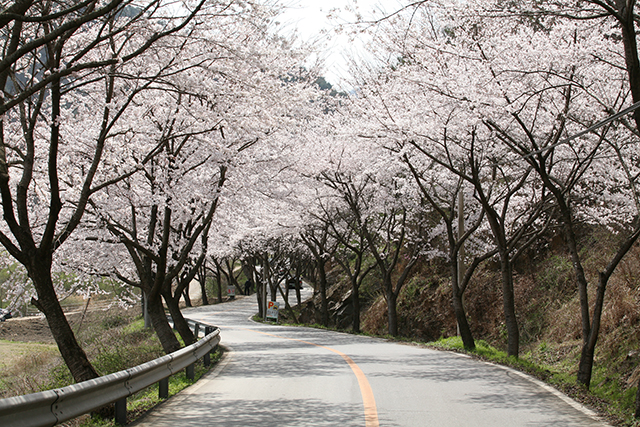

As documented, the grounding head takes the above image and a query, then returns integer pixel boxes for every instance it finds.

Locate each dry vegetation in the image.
[0,307,163,399]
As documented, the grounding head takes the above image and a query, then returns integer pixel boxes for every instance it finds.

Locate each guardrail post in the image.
[186,363,195,381]
[115,398,127,425]
[204,352,211,367]
[194,323,200,339]
[159,378,169,399]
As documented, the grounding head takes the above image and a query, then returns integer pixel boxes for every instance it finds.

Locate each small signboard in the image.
[266,301,280,322]
[227,286,235,298]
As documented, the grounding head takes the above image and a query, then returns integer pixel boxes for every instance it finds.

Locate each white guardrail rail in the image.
[0,319,220,427]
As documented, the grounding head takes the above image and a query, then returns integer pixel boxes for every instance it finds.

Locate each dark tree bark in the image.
[295,278,302,306]
[226,259,242,295]
[487,83,640,384]
[255,279,264,317]
[146,290,180,354]
[110,165,226,354]
[163,257,205,346]
[197,262,210,306]
[323,212,374,334]
[301,226,335,327]
[164,293,195,346]
[182,287,192,307]
[403,157,484,350]
[29,260,98,382]
[636,377,640,419]
[211,263,224,304]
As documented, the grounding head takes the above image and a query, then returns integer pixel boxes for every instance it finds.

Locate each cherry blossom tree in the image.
[290,113,377,331]
[373,0,640,377]
[297,107,428,336]
[345,1,566,355]
[317,195,375,333]
[401,155,489,351]
[456,0,640,387]
[0,0,211,382]
[300,221,337,326]
[57,0,320,353]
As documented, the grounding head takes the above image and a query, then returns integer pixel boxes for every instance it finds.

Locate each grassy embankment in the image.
[0,308,222,426]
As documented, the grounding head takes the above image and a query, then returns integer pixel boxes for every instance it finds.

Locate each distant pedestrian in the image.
[244,279,253,295]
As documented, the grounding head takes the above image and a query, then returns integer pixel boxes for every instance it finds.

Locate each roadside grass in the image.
[428,336,637,426]
[42,312,167,391]
[0,340,60,398]
[1,309,223,427]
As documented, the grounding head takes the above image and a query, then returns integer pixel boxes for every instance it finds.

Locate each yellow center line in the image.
[242,327,380,427]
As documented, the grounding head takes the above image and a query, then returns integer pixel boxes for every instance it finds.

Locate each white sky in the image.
[276,0,400,90]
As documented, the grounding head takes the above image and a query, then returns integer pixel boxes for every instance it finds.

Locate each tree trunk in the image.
[562,221,592,344]
[256,280,264,318]
[558,206,596,386]
[146,292,181,354]
[200,279,209,306]
[215,265,223,303]
[270,283,277,302]
[618,2,640,130]
[450,249,475,350]
[197,264,209,305]
[352,278,360,333]
[295,278,302,306]
[452,271,475,351]
[30,261,98,383]
[163,290,195,346]
[500,253,519,357]
[200,281,209,305]
[577,273,608,387]
[142,292,152,328]
[453,291,475,351]
[318,261,329,327]
[182,287,192,307]
[387,286,398,336]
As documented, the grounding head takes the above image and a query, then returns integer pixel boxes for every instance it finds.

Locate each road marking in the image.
[243,328,380,427]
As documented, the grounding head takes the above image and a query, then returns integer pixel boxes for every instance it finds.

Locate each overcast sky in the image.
[276,0,398,89]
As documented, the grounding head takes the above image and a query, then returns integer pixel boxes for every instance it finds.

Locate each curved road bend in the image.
[132,291,609,427]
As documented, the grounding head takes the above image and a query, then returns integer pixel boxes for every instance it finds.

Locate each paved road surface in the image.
[132,290,610,427]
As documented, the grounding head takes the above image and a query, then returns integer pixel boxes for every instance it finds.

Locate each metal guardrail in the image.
[0,319,220,427]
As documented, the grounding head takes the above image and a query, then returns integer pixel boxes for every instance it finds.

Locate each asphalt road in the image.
[132,290,610,427]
